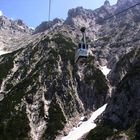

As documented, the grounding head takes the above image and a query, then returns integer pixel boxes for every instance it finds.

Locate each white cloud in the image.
[0,11,3,16]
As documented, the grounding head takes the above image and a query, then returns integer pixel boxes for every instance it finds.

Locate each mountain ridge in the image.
[0,0,140,139]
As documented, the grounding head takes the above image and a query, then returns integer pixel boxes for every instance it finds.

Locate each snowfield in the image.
[62,104,107,140]
[0,50,9,56]
[100,66,111,76]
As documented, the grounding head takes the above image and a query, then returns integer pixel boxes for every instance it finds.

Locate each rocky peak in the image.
[15,19,25,26]
[0,16,10,28]
[67,7,93,18]
[104,0,110,7]
[34,18,64,34]
[64,7,95,28]
[0,15,32,33]
[0,15,34,52]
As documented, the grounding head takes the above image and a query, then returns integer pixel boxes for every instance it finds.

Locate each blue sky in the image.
[0,0,117,28]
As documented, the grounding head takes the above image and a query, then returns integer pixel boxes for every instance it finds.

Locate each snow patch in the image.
[62,104,107,140]
[0,43,10,55]
[18,25,25,30]
[0,50,9,56]
[30,27,35,30]
[100,66,111,76]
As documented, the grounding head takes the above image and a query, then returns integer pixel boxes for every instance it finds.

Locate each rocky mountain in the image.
[33,0,140,68]
[0,16,32,33]
[95,0,140,67]
[0,15,33,52]
[0,0,140,139]
[0,30,109,140]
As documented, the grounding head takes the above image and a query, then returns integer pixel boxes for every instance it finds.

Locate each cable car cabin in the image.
[75,43,89,64]
[75,27,89,64]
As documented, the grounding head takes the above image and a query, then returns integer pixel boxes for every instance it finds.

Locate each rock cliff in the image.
[86,47,140,140]
[0,30,109,140]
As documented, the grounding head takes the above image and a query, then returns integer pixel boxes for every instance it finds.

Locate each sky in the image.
[0,0,117,28]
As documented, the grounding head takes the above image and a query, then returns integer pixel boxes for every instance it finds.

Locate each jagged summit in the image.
[0,15,34,52]
[34,18,64,34]
[104,0,111,7]
[0,15,32,33]
[67,6,93,18]
[34,0,138,33]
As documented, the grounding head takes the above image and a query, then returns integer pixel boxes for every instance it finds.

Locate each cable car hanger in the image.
[48,0,52,21]
[75,27,89,65]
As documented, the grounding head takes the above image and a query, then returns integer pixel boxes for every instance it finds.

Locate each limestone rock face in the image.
[117,0,139,7]
[0,30,109,140]
[0,16,33,51]
[0,16,32,33]
[86,48,140,140]
[108,47,140,86]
